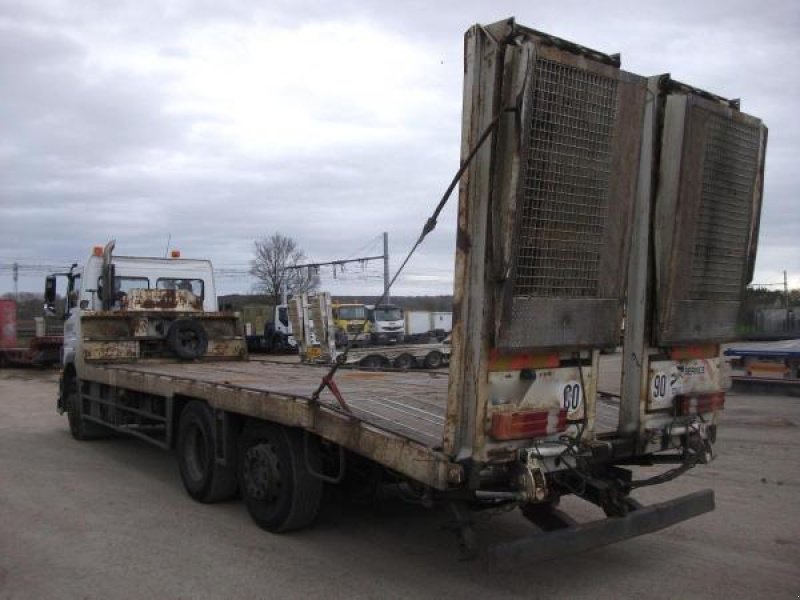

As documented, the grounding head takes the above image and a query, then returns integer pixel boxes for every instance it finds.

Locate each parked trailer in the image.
[0,299,63,368]
[725,340,800,395]
[337,342,449,370]
[0,336,63,368]
[51,19,767,563]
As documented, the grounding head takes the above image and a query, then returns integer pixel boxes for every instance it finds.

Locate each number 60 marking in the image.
[562,382,583,413]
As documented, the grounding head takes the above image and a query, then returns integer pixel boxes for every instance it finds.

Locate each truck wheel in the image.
[238,422,323,533]
[167,319,209,360]
[423,351,444,369]
[65,380,109,441]
[177,401,238,503]
[359,354,387,369]
[393,354,415,370]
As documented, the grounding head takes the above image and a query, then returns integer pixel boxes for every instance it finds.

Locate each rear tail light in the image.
[490,409,567,440]
[677,392,725,415]
[667,344,719,360]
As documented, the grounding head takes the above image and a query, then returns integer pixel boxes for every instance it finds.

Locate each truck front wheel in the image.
[65,379,109,441]
[177,401,238,503]
[238,422,323,532]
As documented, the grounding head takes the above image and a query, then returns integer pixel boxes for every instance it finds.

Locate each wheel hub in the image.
[244,443,282,502]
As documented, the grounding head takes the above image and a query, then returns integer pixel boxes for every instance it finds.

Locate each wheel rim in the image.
[395,355,413,369]
[184,423,208,483]
[427,352,442,368]
[362,356,381,368]
[178,329,200,354]
[243,442,282,503]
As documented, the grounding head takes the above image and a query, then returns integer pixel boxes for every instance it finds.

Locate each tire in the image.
[238,422,323,533]
[423,351,444,369]
[393,353,415,370]
[167,319,208,360]
[359,354,387,369]
[65,379,109,441]
[177,401,238,503]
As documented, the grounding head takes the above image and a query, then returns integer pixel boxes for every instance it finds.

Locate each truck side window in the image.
[156,278,204,300]
[278,307,289,327]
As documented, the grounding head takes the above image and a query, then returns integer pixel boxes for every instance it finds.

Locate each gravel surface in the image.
[1,367,798,599]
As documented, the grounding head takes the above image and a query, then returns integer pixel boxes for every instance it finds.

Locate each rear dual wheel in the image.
[392,353,415,370]
[423,351,444,369]
[238,422,323,532]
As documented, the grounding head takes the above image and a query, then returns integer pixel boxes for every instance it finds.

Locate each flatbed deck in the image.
[81,358,459,489]
[101,359,449,447]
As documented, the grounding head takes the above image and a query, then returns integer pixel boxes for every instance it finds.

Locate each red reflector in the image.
[677,392,725,415]
[490,409,567,440]
[488,350,559,371]
[668,344,719,360]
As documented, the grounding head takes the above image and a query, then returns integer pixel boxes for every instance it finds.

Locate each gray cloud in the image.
[1,0,798,297]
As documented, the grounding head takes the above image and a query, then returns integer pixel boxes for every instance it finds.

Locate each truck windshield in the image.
[336,306,367,320]
[374,307,403,321]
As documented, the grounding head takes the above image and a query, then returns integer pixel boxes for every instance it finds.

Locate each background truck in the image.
[366,303,405,344]
[331,302,371,344]
[49,18,766,563]
[291,295,451,369]
[240,304,296,353]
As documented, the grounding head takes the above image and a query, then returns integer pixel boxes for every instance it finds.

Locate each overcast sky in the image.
[1,0,798,297]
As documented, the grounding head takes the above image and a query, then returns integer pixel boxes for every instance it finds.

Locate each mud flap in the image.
[488,489,714,568]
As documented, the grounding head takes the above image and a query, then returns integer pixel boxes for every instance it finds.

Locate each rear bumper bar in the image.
[488,489,714,568]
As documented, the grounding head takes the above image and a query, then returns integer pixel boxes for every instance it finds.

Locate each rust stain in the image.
[456,226,472,252]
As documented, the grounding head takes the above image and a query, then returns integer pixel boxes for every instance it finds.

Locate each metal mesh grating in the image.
[689,112,760,301]
[513,58,618,298]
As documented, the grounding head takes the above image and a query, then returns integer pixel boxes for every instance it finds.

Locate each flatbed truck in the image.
[49,19,767,562]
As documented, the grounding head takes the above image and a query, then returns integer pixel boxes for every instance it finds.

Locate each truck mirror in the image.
[44,275,57,304]
[44,275,57,316]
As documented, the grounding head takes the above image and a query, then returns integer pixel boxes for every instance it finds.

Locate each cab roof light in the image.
[170,250,181,258]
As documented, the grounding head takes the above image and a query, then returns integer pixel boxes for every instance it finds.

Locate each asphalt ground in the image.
[1,366,798,599]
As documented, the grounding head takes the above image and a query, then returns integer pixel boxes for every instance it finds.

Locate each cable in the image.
[310,103,518,403]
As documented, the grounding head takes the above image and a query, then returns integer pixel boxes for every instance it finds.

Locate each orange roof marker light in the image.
[170,250,181,258]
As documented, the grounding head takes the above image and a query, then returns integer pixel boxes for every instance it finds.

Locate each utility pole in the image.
[383,232,390,304]
[785,270,790,330]
[12,262,18,302]
[784,270,789,308]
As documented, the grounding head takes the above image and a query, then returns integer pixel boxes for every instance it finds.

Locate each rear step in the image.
[488,489,714,568]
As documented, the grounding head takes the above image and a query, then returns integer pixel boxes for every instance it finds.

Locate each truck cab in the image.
[46,242,245,416]
[367,304,405,344]
[331,302,370,344]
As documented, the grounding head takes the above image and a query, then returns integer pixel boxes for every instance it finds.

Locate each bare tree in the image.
[250,234,318,304]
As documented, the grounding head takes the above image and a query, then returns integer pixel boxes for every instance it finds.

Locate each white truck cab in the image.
[46,242,218,371]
